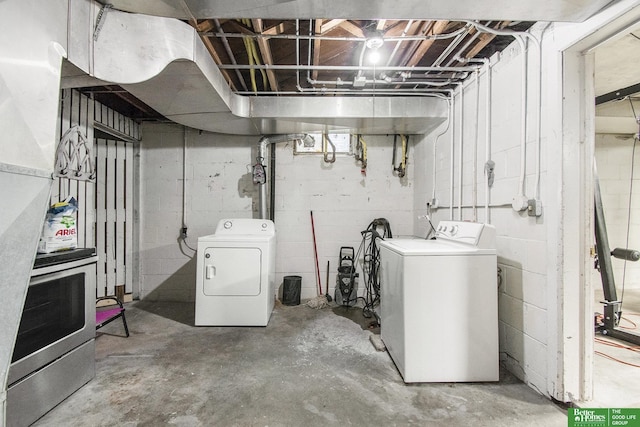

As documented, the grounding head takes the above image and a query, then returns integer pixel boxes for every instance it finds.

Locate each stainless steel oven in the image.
[7,249,97,427]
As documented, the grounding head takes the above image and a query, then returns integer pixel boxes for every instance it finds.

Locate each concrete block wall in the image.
[139,126,415,302]
[139,123,258,301]
[414,39,550,394]
[274,135,415,300]
[594,134,640,290]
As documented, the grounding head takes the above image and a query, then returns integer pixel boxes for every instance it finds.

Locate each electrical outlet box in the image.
[430,198,439,209]
[353,76,367,87]
[527,199,542,217]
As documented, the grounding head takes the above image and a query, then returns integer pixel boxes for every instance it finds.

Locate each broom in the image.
[307,210,329,309]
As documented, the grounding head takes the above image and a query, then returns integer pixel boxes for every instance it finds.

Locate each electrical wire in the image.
[180,237,196,253]
[595,351,640,368]
[594,343,640,368]
[619,315,638,330]
[594,325,640,368]
[595,336,640,351]
[356,219,392,320]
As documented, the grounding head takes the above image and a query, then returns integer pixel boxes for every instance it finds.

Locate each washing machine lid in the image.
[380,238,495,256]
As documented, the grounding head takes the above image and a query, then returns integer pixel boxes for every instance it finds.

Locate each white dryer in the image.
[379,221,498,383]
[195,219,276,326]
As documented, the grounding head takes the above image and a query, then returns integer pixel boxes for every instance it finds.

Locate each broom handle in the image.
[310,211,322,295]
[326,260,330,297]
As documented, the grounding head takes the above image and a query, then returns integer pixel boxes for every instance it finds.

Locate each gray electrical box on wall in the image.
[527,199,542,217]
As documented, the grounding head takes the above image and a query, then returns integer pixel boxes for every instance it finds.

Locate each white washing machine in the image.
[379,221,498,383]
[195,218,276,326]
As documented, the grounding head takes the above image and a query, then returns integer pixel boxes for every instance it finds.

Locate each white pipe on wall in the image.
[182,127,188,231]
[515,36,529,212]
[485,59,492,223]
[458,83,464,221]
[455,56,492,224]
[450,89,456,220]
[472,69,480,222]
[431,94,453,210]
[464,21,542,213]
[533,24,552,202]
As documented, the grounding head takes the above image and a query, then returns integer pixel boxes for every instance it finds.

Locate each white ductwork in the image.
[0,1,68,424]
[106,0,613,23]
[64,5,448,136]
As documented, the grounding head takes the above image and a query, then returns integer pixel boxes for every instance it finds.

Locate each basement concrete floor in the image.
[35,301,567,426]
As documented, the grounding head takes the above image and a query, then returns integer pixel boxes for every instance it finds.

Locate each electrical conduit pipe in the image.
[450,88,457,220]
[472,69,480,222]
[463,21,541,213]
[458,82,464,221]
[431,93,453,212]
[484,59,492,223]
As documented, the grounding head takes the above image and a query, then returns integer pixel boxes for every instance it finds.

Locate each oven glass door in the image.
[9,258,96,385]
[12,272,86,362]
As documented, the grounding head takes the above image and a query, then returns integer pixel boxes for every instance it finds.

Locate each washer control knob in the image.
[442,226,448,232]
[450,225,459,235]
[224,221,232,229]
[262,223,268,229]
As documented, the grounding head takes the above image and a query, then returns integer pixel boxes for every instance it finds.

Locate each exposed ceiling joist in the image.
[194,19,237,91]
[251,19,279,91]
[340,21,365,38]
[263,23,286,35]
[321,19,346,34]
[312,19,323,80]
[405,20,450,67]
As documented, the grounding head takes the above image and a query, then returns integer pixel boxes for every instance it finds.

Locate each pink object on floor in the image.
[96,308,123,325]
[95,296,130,337]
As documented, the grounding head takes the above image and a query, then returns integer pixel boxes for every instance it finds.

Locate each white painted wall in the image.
[139,126,415,302]
[274,135,415,300]
[414,39,550,394]
[139,124,256,301]
[594,134,640,290]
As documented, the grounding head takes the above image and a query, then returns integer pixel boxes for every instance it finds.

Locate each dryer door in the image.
[202,247,262,296]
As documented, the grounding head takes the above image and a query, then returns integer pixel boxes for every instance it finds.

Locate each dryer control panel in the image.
[214,218,275,236]
[436,221,495,249]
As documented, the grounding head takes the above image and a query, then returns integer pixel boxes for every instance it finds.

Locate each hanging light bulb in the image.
[368,49,381,64]
[365,34,384,65]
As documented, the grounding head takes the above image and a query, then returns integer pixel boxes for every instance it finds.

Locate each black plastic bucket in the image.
[282,275,302,306]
